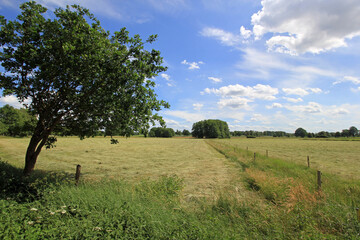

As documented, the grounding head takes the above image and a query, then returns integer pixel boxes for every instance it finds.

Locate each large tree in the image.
[295,127,307,138]
[0,2,169,175]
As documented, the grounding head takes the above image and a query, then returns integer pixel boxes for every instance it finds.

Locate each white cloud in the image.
[330,108,350,115]
[308,88,322,94]
[351,87,360,92]
[240,26,252,39]
[218,97,252,109]
[250,113,270,124]
[160,73,175,87]
[266,103,283,109]
[163,110,205,123]
[193,103,204,111]
[208,77,222,83]
[237,48,337,86]
[285,102,322,114]
[282,88,309,97]
[283,97,303,103]
[0,95,31,109]
[251,0,360,54]
[333,75,360,85]
[181,60,204,70]
[204,84,278,100]
[200,27,240,46]
[161,73,170,81]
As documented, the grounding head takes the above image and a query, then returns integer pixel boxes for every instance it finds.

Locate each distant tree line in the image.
[231,130,290,138]
[0,105,37,137]
[192,119,230,139]
[175,129,191,136]
[295,126,359,138]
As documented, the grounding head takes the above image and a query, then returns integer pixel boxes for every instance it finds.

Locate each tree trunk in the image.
[23,122,50,176]
[23,114,63,176]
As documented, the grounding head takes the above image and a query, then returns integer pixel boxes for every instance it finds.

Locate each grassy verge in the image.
[206,140,360,239]
[0,161,283,239]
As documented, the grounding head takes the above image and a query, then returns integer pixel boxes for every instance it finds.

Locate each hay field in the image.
[0,136,241,197]
[214,137,360,179]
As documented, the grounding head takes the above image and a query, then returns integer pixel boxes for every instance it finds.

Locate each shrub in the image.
[149,127,175,138]
[192,119,230,139]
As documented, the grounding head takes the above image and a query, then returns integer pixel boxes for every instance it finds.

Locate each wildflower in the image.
[49,211,55,215]
[27,221,34,225]
[93,227,102,231]
[61,209,66,214]
[30,208,38,211]
[61,205,66,208]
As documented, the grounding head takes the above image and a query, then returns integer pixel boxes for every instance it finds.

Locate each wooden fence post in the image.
[246,146,248,151]
[307,156,310,168]
[75,164,81,185]
[317,170,322,191]
[253,152,256,162]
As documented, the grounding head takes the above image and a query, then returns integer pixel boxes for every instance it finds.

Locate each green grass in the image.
[214,137,360,179]
[0,136,239,198]
[1,136,360,239]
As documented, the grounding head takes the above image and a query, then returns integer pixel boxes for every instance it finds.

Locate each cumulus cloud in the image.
[218,97,252,109]
[204,84,278,100]
[208,77,222,83]
[285,102,322,113]
[266,103,283,109]
[181,60,204,70]
[251,0,360,55]
[283,97,303,103]
[331,108,350,115]
[0,95,31,109]
[161,73,170,81]
[193,103,204,111]
[240,26,252,39]
[282,88,309,97]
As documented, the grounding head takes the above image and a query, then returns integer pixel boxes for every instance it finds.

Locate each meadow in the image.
[0,136,359,239]
[214,137,360,179]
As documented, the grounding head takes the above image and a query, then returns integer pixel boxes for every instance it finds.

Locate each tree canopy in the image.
[0,1,169,175]
[294,127,307,138]
[192,119,230,139]
[0,104,36,137]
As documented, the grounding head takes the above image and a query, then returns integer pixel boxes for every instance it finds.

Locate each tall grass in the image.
[206,140,360,238]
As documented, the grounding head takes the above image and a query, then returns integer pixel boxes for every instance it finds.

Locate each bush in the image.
[192,119,230,139]
[149,127,175,138]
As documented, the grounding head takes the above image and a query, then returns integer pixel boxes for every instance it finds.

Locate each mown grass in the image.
[0,161,308,239]
[206,140,360,239]
[1,137,360,239]
[216,137,360,179]
[0,136,239,198]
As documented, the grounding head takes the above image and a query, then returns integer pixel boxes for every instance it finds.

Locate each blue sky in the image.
[1,0,360,133]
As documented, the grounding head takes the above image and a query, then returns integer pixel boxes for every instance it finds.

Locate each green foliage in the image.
[0,105,36,137]
[349,126,359,137]
[206,140,360,239]
[192,119,230,139]
[182,129,191,136]
[0,1,169,174]
[295,127,307,138]
[148,127,175,138]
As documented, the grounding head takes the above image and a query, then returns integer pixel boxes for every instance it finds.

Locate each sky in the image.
[1,0,360,133]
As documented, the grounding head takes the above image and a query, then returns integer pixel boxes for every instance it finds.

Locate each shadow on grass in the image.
[0,161,74,203]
